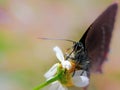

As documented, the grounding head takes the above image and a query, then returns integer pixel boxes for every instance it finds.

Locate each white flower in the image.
[53,46,72,70]
[44,63,58,80]
[49,81,68,90]
[72,70,89,87]
[44,46,89,90]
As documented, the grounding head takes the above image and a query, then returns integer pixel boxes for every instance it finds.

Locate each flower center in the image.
[58,61,76,87]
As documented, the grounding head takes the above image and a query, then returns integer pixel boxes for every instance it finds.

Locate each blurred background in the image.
[0,0,120,90]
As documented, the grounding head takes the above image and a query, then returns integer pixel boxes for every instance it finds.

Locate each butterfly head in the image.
[73,42,85,53]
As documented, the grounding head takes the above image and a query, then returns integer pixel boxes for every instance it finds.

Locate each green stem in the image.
[33,66,64,90]
[33,75,58,90]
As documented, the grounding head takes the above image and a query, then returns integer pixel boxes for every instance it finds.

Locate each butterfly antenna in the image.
[38,37,76,43]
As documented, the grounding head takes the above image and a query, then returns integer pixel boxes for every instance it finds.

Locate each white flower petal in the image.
[44,63,58,79]
[49,81,68,90]
[72,70,89,87]
[57,83,68,90]
[72,76,89,87]
[61,61,72,70]
[53,46,65,62]
[49,81,60,90]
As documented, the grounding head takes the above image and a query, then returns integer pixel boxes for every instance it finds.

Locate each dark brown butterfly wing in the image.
[80,3,118,73]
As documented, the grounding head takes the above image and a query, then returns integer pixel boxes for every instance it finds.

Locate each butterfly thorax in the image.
[65,42,90,76]
[72,42,90,75]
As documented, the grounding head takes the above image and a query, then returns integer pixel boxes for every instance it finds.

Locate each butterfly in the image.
[65,3,118,77]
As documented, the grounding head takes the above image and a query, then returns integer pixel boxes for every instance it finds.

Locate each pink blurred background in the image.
[0,0,120,90]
